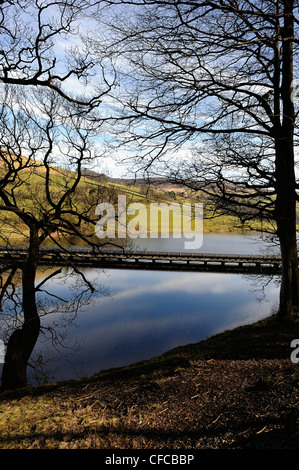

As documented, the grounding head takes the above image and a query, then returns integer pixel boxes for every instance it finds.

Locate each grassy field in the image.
[0,161,278,245]
[1,163,299,450]
[0,315,298,449]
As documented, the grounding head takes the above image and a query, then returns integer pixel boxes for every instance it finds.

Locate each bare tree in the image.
[0,261,109,386]
[0,0,113,108]
[0,0,122,390]
[0,81,116,392]
[96,0,299,322]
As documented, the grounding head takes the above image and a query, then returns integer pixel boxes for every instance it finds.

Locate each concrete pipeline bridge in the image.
[0,245,283,275]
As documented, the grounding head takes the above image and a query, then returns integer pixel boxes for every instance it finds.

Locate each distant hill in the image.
[0,158,278,238]
[81,169,188,194]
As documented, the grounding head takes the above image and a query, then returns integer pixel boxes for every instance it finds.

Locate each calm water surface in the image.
[24,232,280,384]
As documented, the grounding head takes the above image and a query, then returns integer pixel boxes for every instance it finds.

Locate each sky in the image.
[0,1,134,178]
[5,1,299,181]
[42,2,198,179]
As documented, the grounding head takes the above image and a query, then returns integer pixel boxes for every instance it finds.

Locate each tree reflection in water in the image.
[0,263,109,389]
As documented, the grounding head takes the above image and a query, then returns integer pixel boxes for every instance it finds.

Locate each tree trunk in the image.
[274,0,299,322]
[275,151,299,318]
[1,227,40,391]
[277,219,299,321]
[275,123,299,321]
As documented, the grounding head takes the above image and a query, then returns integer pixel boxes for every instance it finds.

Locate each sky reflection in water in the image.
[30,233,280,384]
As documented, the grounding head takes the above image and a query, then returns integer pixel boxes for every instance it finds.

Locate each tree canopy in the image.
[95,0,299,320]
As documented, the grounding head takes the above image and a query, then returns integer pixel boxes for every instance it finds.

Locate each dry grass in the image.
[0,316,299,450]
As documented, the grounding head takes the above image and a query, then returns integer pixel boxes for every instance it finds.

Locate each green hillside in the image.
[0,160,278,246]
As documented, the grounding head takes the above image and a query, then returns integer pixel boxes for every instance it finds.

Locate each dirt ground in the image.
[0,316,299,449]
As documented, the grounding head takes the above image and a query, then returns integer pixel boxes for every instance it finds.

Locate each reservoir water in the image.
[22,232,280,385]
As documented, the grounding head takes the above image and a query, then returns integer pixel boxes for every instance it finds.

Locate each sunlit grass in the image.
[0,162,279,245]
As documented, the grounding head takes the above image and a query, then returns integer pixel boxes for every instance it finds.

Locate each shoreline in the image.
[2,314,298,396]
[0,315,299,449]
